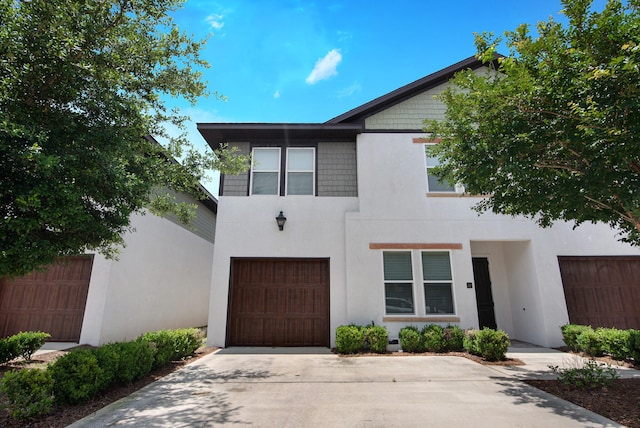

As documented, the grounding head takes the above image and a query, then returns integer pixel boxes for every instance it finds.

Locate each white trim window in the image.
[425,145,455,192]
[286,147,315,195]
[422,251,455,314]
[383,251,415,315]
[251,148,281,195]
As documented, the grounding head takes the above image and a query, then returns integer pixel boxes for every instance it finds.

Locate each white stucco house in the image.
[199,56,640,349]
[0,186,217,346]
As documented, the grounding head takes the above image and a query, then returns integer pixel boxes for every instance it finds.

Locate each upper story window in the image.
[251,148,281,195]
[425,145,455,192]
[286,148,315,195]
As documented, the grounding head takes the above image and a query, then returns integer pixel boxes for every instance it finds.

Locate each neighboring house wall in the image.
[164,189,217,244]
[317,142,357,197]
[81,203,215,346]
[345,131,638,347]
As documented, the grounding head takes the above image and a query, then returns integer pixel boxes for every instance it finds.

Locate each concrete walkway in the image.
[67,344,639,428]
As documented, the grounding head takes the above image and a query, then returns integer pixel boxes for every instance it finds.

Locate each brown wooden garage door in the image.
[558,256,640,329]
[0,256,93,341]
[227,258,329,347]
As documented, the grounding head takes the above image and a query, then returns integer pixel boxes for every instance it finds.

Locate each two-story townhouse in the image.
[199,56,640,349]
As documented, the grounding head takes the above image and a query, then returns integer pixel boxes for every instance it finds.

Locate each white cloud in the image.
[273,90,281,99]
[206,14,224,30]
[305,49,342,84]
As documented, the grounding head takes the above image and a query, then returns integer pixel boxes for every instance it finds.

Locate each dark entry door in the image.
[472,257,497,330]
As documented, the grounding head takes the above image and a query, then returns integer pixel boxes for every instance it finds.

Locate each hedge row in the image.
[560,324,640,361]
[0,328,204,420]
[335,324,389,354]
[0,332,51,364]
[336,324,510,361]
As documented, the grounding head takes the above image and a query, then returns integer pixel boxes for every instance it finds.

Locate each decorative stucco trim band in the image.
[369,243,463,250]
[413,137,441,144]
[383,317,461,323]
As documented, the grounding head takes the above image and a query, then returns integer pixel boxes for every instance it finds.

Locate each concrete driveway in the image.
[69,347,625,428]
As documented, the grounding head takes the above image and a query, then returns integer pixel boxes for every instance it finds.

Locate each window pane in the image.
[252,172,279,195]
[425,153,441,168]
[253,148,280,171]
[288,148,314,170]
[383,252,413,280]
[422,252,452,280]
[385,283,414,314]
[424,282,454,314]
[427,173,455,192]
[287,172,313,195]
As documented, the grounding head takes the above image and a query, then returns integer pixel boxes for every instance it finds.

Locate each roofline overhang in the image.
[197,123,363,150]
[326,54,502,124]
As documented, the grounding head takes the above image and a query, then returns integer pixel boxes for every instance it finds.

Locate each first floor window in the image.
[422,251,455,314]
[383,251,415,314]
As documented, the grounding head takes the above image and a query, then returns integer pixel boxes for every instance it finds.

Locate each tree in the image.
[425,0,640,246]
[0,0,249,276]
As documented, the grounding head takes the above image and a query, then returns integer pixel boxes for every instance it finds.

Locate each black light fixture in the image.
[275,211,287,231]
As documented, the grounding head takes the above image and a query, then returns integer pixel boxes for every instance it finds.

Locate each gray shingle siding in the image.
[317,142,358,197]
[221,142,250,196]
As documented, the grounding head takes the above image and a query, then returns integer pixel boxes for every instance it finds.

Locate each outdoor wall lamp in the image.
[275,211,287,231]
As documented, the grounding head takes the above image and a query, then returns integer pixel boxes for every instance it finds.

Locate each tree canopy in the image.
[425,0,640,246]
[0,0,248,276]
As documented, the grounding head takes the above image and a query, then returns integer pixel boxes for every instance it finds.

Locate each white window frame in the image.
[250,147,281,195]
[380,250,457,317]
[382,251,416,316]
[285,147,315,196]
[421,251,456,316]
[425,143,457,193]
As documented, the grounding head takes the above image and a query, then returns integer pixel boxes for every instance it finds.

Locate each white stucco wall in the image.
[207,196,358,348]
[348,132,639,347]
[80,210,214,345]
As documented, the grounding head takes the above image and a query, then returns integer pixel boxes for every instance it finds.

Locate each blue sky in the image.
[165,0,601,194]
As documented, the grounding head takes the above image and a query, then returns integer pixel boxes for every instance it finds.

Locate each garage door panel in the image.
[228,258,329,347]
[0,256,93,341]
[559,256,640,329]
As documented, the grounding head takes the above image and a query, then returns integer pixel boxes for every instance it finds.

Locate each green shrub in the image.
[0,337,18,364]
[576,329,604,357]
[550,359,619,390]
[560,324,592,352]
[50,348,109,405]
[111,341,155,384]
[463,329,479,355]
[629,329,640,362]
[335,325,364,354]
[137,328,203,368]
[399,326,424,353]
[597,328,630,360]
[9,332,51,361]
[464,328,510,361]
[443,325,465,351]
[421,325,446,353]
[0,368,54,420]
[0,331,51,364]
[363,325,388,354]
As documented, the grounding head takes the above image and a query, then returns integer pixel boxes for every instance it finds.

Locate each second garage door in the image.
[0,256,93,341]
[558,256,640,329]
[227,258,329,347]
